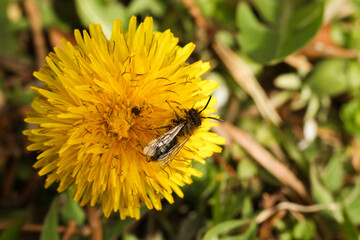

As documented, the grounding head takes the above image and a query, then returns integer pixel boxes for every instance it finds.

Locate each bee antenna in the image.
[199,96,212,114]
[201,116,224,122]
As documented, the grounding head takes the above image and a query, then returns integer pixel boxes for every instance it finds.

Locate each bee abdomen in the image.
[151,137,178,161]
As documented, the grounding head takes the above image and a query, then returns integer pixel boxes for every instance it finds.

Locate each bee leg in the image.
[161,168,170,179]
[122,136,131,147]
[143,170,153,179]
[153,125,170,130]
[184,146,200,157]
[165,100,181,121]
[137,150,152,162]
[133,135,146,148]
[133,137,152,161]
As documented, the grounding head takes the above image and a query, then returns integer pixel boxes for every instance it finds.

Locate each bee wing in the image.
[143,138,160,156]
[143,123,185,156]
[152,137,190,171]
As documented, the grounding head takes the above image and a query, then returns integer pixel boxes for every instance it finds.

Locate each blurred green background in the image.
[2,0,360,239]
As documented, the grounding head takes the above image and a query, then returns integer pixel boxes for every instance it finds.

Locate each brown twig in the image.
[324,0,355,23]
[259,210,286,240]
[240,91,292,119]
[86,205,103,240]
[299,24,358,60]
[352,138,360,173]
[212,41,282,125]
[0,54,33,81]
[284,55,313,72]
[220,122,312,203]
[301,41,358,59]
[62,221,78,240]
[0,220,91,236]
[2,156,18,200]
[224,96,240,123]
[48,27,77,49]
[213,153,236,177]
[182,0,211,32]
[17,172,42,206]
[256,201,338,224]
[23,0,47,68]
[317,126,341,145]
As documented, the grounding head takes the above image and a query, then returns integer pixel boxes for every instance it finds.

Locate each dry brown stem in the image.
[23,0,47,68]
[0,220,91,236]
[62,221,78,240]
[256,201,338,224]
[86,205,103,240]
[352,138,360,173]
[220,122,312,203]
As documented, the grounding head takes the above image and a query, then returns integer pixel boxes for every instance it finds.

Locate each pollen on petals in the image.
[23,16,224,219]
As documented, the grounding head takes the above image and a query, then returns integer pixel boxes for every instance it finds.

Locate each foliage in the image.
[2,0,360,239]
[236,0,323,63]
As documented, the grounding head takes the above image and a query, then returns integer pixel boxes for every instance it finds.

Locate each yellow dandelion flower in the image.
[23,16,225,219]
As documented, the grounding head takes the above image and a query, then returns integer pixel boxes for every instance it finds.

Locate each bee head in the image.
[188,108,202,127]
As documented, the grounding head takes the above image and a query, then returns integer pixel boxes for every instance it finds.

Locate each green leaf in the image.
[235,220,257,240]
[103,218,135,240]
[341,98,360,136]
[215,30,237,48]
[123,234,140,240]
[60,193,86,225]
[0,0,21,54]
[344,179,360,224]
[292,220,315,240]
[40,197,60,240]
[304,96,320,120]
[203,219,250,240]
[236,0,323,63]
[4,82,36,106]
[310,163,333,204]
[213,221,256,240]
[128,0,165,17]
[197,0,237,29]
[279,232,292,240]
[280,130,308,171]
[341,205,359,240]
[36,0,71,31]
[309,163,342,222]
[75,0,129,38]
[348,17,360,51]
[212,181,223,224]
[321,153,344,193]
[241,196,253,219]
[0,217,26,240]
[306,58,348,96]
[274,73,302,90]
[346,60,360,94]
[237,158,258,180]
[177,214,204,240]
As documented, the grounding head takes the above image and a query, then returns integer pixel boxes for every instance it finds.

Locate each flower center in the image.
[104,104,135,141]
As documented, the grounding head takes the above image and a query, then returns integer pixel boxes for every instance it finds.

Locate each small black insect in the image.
[131,106,141,116]
[143,96,221,169]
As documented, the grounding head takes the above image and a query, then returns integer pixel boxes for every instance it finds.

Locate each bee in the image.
[143,96,221,170]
